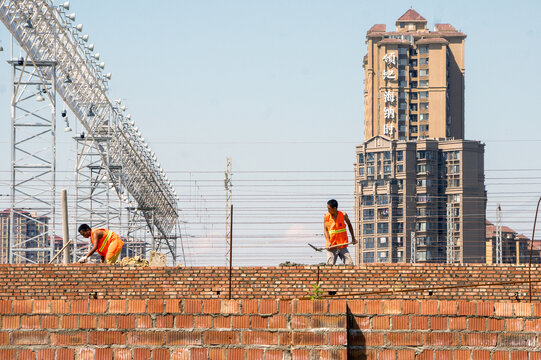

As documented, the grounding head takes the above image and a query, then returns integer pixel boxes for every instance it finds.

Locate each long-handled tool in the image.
[48,239,73,264]
[308,242,355,252]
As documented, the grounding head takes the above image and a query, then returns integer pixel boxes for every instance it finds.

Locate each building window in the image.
[420,124,429,132]
[376,195,388,205]
[378,237,389,247]
[363,209,374,221]
[364,223,374,235]
[397,164,403,173]
[364,237,374,249]
[378,208,389,219]
[394,236,404,247]
[383,165,391,174]
[410,104,418,111]
[419,69,429,76]
[398,47,408,55]
[367,166,375,175]
[358,167,364,176]
[417,251,427,261]
[409,114,418,122]
[362,195,374,206]
[396,151,403,161]
[410,126,418,133]
[383,151,391,160]
[399,81,407,88]
[416,222,427,231]
[410,81,417,88]
[419,46,428,54]
[410,59,418,67]
[420,113,429,121]
[398,58,408,66]
[394,208,403,217]
[396,250,404,262]
[420,91,429,99]
[399,102,407,110]
[420,57,429,65]
[419,80,429,87]
[363,252,374,263]
[377,223,389,234]
[392,222,403,234]
[358,153,364,164]
[378,251,389,262]
[399,69,407,77]
[420,102,429,110]
[367,153,375,162]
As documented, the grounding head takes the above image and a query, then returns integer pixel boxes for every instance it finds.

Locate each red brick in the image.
[292,331,327,345]
[242,300,258,314]
[347,300,364,314]
[171,349,189,360]
[469,317,486,331]
[279,332,292,346]
[330,331,347,345]
[0,332,8,345]
[118,315,135,329]
[128,331,164,346]
[109,300,126,313]
[439,300,457,315]
[2,316,19,329]
[21,316,40,329]
[13,300,32,314]
[278,300,292,314]
[243,331,279,345]
[89,331,126,345]
[514,303,531,317]
[51,300,69,314]
[203,299,221,313]
[208,348,226,360]
[247,349,264,360]
[71,300,88,314]
[57,348,74,360]
[292,349,310,360]
[18,349,35,360]
[431,316,447,330]
[183,300,201,314]
[506,318,524,331]
[175,314,194,328]
[499,334,536,347]
[95,348,113,360]
[52,332,86,346]
[221,299,239,314]
[190,348,207,360]
[424,332,458,346]
[473,350,490,360]
[458,300,475,315]
[492,351,509,360]
[79,315,96,329]
[165,299,181,313]
[98,315,116,329]
[311,315,345,328]
[213,316,231,329]
[147,299,164,313]
[511,352,529,360]
[295,300,313,313]
[462,333,497,347]
[402,300,418,314]
[291,315,309,329]
[194,315,212,328]
[525,319,541,331]
[113,349,131,360]
[133,349,151,360]
[32,300,50,314]
[411,316,428,330]
[228,348,244,360]
[449,316,467,330]
[329,300,346,314]
[383,300,402,314]
[11,331,49,345]
[380,350,396,360]
[166,331,202,345]
[476,301,494,316]
[318,349,347,360]
[454,350,470,360]
[153,349,170,360]
[372,316,390,330]
[495,302,513,317]
[388,332,422,346]
[312,300,327,314]
[396,349,416,360]
[0,301,11,314]
[417,350,433,360]
[350,316,370,330]
[420,300,438,315]
[128,300,146,313]
[37,349,55,360]
[156,315,174,328]
[136,315,152,328]
[204,330,239,344]
[392,315,409,330]
[60,315,78,329]
[434,350,452,360]
[488,318,504,331]
[269,315,287,329]
[365,300,382,314]
[265,350,283,360]
[0,350,16,360]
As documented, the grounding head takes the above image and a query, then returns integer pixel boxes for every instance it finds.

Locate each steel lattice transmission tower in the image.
[224,158,232,266]
[0,0,181,263]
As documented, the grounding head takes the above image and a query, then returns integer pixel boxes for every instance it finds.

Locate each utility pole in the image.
[410,231,416,263]
[446,203,454,264]
[224,158,232,266]
[496,203,502,264]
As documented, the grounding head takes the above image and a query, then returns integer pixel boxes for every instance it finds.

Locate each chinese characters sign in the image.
[382,51,397,136]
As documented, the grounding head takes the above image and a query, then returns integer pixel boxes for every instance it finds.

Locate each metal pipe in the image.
[61,189,69,264]
[528,196,541,302]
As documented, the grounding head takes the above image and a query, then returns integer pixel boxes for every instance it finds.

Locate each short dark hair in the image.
[327,199,338,208]
[78,224,91,232]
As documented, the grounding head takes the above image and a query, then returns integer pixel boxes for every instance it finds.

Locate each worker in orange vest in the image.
[77,224,124,264]
[324,199,356,265]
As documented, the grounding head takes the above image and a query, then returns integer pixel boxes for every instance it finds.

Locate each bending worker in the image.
[77,224,124,264]
[324,199,357,265]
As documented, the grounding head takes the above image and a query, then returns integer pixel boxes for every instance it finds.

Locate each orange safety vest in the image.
[325,211,349,250]
[91,228,122,256]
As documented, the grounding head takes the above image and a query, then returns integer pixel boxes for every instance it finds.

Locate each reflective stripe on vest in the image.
[98,230,113,252]
[329,228,347,234]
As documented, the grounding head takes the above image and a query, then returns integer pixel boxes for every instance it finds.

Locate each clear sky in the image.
[0,0,539,265]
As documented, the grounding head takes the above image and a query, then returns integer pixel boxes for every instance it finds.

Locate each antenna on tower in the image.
[224,158,232,266]
[496,204,502,264]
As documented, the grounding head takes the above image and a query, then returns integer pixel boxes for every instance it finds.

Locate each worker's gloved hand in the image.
[78,256,88,263]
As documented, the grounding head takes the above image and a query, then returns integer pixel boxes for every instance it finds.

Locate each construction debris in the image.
[149,251,166,267]
[118,256,149,267]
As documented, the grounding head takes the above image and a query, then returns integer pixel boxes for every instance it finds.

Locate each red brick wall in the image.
[0,299,347,360]
[0,264,540,301]
[1,299,541,359]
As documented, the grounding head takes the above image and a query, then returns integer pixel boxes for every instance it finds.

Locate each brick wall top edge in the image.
[0,264,538,269]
